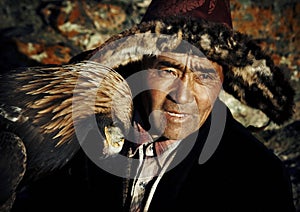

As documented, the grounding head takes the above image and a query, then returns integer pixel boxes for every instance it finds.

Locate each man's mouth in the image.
[166,111,188,118]
[165,110,192,123]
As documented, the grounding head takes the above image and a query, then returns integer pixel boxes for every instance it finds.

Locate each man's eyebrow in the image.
[155,59,217,74]
[195,67,217,73]
[191,61,217,73]
[155,60,184,70]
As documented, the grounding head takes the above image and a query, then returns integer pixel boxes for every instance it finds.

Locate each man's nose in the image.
[169,76,193,104]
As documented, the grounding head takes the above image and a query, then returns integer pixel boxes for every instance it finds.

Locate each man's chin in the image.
[148,118,200,141]
[162,128,197,141]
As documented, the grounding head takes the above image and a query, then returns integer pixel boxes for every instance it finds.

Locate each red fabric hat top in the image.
[141,0,233,29]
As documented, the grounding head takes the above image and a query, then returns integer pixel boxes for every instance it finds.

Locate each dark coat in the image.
[11,105,295,212]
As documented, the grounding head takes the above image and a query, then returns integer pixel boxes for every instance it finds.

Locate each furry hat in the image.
[70,1,295,125]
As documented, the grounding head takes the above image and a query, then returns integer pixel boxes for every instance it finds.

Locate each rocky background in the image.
[0,0,299,210]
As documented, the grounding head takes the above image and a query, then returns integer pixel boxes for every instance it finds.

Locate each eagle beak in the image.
[102,126,125,157]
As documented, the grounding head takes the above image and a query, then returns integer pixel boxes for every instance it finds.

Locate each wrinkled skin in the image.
[141,52,223,140]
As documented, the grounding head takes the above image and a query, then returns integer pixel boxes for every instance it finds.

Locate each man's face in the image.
[141,52,223,140]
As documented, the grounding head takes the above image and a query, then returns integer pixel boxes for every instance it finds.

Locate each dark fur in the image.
[70,16,295,125]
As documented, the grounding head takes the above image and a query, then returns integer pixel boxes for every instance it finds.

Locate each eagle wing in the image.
[0,61,133,210]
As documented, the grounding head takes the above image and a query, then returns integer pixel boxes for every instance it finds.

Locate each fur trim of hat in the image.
[70,16,295,125]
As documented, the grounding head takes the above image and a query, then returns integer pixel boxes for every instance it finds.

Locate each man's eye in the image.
[194,72,218,82]
[158,68,178,78]
[200,73,214,80]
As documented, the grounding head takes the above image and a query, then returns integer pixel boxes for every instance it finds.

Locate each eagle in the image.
[0,60,133,211]
[0,16,295,211]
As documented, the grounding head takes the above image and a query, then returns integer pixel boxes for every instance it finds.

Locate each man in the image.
[67,0,296,210]
[11,0,296,211]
